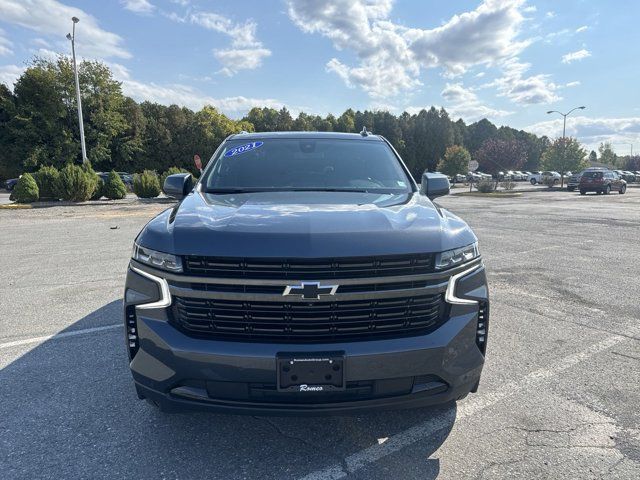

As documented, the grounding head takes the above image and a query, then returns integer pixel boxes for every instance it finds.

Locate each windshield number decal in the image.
[224,141,263,158]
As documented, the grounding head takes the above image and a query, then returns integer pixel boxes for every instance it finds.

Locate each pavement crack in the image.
[252,416,350,475]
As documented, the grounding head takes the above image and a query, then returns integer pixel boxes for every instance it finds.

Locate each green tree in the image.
[133,170,161,198]
[11,173,39,203]
[56,163,97,202]
[103,170,127,199]
[33,165,60,199]
[598,142,616,167]
[542,137,588,187]
[437,145,471,177]
[588,150,597,164]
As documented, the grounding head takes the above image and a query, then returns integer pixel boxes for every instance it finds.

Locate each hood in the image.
[137,191,477,258]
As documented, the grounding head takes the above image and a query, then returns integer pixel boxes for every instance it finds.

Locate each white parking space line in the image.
[0,324,121,350]
[300,325,638,480]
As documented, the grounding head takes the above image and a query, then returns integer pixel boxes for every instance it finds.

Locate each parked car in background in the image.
[506,170,521,181]
[566,167,607,191]
[622,171,636,183]
[4,177,19,191]
[514,171,527,181]
[522,171,533,181]
[579,170,626,195]
[529,171,560,185]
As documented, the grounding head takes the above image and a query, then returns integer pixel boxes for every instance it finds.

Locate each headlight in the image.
[132,243,183,272]
[435,242,479,270]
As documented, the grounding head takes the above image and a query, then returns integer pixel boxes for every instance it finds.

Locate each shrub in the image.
[500,179,516,191]
[33,165,60,199]
[103,171,128,200]
[476,178,495,193]
[133,170,161,198]
[81,161,101,196]
[161,167,190,192]
[11,173,39,203]
[91,178,105,200]
[56,163,97,202]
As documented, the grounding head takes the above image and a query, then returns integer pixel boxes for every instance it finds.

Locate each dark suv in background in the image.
[579,170,626,195]
[124,131,489,414]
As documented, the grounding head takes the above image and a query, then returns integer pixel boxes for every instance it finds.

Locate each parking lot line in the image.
[299,323,639,480]
[0,324,121,350]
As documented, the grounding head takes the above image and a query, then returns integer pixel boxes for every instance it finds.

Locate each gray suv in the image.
[124,131,489,414]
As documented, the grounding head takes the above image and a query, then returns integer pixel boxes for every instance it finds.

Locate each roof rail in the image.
[360,126,370,137]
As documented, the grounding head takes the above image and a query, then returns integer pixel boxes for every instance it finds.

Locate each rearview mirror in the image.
[420,172,450,199]
[163,173,193,200]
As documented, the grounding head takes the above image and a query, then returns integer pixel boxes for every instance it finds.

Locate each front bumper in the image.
[124,261,489,415]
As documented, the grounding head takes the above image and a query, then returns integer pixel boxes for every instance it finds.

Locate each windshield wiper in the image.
[204,188,267,194]
[285,188,371,193]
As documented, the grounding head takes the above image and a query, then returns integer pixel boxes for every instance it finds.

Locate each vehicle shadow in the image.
[1,300,456,480]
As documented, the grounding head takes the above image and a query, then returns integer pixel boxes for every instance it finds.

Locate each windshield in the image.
[201,138,412,194]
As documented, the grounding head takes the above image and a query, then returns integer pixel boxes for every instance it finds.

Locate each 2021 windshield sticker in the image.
[224,141,264,158]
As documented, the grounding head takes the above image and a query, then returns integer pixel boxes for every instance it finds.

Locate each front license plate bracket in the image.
[277,353,345,393]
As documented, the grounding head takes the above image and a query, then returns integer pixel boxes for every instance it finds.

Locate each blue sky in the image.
[0,0,638,153]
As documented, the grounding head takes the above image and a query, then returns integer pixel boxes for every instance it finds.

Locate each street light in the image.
[67,16,87,164]
[546,106,585,188]
[546,106,586,138]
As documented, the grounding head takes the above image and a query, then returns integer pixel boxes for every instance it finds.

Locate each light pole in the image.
[66,16,87,164]
[546,106,586,187]
[546,106,586,139]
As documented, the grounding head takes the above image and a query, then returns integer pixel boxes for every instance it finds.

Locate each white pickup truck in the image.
[529,171,561,185]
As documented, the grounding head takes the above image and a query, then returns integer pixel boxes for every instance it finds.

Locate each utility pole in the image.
[67,16,87,164]
[546,106,586,187]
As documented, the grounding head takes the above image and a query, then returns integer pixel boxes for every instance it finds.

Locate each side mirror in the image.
[420,172,450,199]
[163,173,193,200]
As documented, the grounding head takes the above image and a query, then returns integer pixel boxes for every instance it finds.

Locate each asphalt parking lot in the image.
[1,188,639,479]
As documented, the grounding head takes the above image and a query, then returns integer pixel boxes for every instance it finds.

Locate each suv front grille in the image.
[183,254,434,279]
[172,293,447,343]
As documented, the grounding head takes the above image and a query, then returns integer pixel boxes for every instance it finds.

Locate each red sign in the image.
[194,154,202,171]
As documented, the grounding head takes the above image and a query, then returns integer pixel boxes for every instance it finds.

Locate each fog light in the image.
[126,306,139,359]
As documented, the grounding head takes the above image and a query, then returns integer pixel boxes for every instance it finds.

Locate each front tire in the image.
[580,189,586,195]
[530,178,537,185]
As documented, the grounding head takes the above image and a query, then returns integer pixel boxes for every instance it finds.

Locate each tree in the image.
[588,150,597,164]
[103,170,127,199]
[437,145,471,177]
[625,155,640,171]
[474,138,528,175]
[542,137,587,187]
[598,142,616,167]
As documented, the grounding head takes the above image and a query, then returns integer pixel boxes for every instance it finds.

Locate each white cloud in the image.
[184,12,271,75]
[526,116,640,152]
[110,63,284,117]
[565,81,580,88]
[545,11,555,18]
[576,25,588,33]
[440,82,512,121]
[0,64,24,87]
[0,28,14,56]
[286,0,533,98]
[487,58,561,104]
[121,0,155,15]
[214,48,271,76]
[561,49,591,64]
[0,0,130,59]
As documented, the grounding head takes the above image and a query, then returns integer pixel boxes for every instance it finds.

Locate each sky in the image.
[0,0,638,154]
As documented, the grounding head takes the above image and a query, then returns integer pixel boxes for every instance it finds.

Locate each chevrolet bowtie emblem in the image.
[283,282,339,300]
